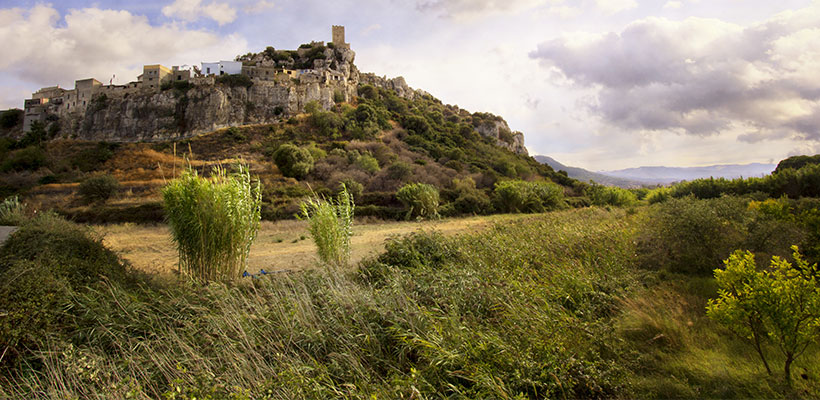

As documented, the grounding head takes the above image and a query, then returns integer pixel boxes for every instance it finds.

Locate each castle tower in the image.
[332,25,349,48]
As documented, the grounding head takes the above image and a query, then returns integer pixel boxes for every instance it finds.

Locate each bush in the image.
[216,74,253,88]
[397,183,440,220]
[71,142,116,172]
[586,183,637,207]
[162,165,262,282]
[1,145,45,172]
[639,196,752,274]
[0,196,26,225]
[273,144,314,179]
[449,177,491,215]
[645,187,671,204]
[492,180,565,213]
[0,109,22,129]
[355,154,380,173]
[78,174,120,204]
[299,185,354,269]
[0,213,129,364]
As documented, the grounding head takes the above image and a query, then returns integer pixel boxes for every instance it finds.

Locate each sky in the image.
[1,0,819,170]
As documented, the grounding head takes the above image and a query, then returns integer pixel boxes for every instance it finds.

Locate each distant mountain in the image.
[534,155,647,188]
[600,163,775,185]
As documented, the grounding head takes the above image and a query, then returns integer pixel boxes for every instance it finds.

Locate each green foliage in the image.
[396,182,440,220]
[0,213,129,365]
[645,187,672,204]
[17,121,47,148]
[225,126,247,142]
[71,142,116,172]
[492,180,566,213]
[386,161,413,181]
[216,74,253,88]
[272,144,314,179]
[0,195,26,225]
[447,176,491,215]
[355,154,380,173]
[0,109,22,129]
[707,248,820,384]
[586,182,638,207]
[775,154,820,174]
[299,185,354,269]
[1,145,46,172]
[640,196,752,274]
[162,165,262,282]
[78,174,120,204]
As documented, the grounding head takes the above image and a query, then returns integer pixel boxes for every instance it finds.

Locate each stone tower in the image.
[332,25,348,48]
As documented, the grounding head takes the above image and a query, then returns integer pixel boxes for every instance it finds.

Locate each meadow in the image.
[2,196,819,398]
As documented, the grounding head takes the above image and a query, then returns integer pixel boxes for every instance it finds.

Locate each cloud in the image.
[361,24,382,36]
[595,0,637,15]
[243,0,275,14]
[415,0,548,18]
[0,5,247,94]
[663,1,682,9]
[162,0,237,25]
[529,5,820,142]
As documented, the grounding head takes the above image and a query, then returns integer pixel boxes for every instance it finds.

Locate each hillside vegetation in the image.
[0,87,575,224]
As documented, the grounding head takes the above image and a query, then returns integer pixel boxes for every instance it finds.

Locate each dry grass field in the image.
[99,214,525,275]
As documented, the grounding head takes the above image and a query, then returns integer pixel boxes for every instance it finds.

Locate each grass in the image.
[299,185,354,270]
[3,203,819,398]
[0,208,642,398]
[162,165,262,282]
[99,214,520,275]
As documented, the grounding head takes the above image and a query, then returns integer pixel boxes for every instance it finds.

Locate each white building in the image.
[201,61,242,76]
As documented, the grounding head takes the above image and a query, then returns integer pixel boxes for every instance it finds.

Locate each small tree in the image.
[162,165,262,282]
[273,144,314,179]
[397,183,440,220]
[78,174,119,204]
[707,247,820,385]
[299,184,354,270]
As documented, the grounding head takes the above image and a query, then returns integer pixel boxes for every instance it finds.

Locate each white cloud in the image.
[0,5,247,98]
[243,0,275,14]
[663,1,682,9]
[530,5,820,143]
[361,24,382,36]
[162,0,238,25]
[595,0,637,15]
[415,0,548,18]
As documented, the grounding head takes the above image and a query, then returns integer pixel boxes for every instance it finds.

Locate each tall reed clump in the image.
[300,184,354,269]
[162,164,261,282]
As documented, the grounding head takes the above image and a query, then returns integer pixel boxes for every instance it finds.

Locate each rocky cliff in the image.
[71,79,355,142]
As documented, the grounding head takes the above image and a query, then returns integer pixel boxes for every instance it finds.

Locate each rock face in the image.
[70,80,355,142]
[475,119,528,156]
[358,73,428,100]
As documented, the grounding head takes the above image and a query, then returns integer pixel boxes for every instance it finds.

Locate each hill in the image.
[534,155,646,188]
[601,163,775,185]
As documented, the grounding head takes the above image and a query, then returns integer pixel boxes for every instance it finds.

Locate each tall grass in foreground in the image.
[162,165,261,281]
[300,184,354,270]
[0,195,26,225]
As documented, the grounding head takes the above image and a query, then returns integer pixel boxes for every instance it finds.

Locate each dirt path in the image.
[99,214,521,275]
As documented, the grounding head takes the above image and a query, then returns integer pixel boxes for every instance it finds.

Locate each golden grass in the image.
[99,214,525,276]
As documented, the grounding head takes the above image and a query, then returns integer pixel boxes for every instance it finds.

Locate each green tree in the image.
[707,247,820,385]
[273,144,314,179]
[78,174,120,204]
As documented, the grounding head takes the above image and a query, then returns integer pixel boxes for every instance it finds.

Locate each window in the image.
[177,76,181,80]
[207,67,211,74]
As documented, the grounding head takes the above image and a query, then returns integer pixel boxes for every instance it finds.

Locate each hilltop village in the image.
[16,26,525,154]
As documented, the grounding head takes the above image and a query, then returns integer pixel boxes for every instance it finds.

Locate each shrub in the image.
[586,183,637,207]
[449,177,491,215]
[397,183,440,220]
[1,145,45,172]
[78,174,120,204]
[0,196,26,225]
[645,187,671,204]
[492,180,565,213]
[216,74,253,88]
[71,142,116,172]
[0,213,129,364]
[707,248,820,384]
[162,165,262,282]
[639,196,751,274]
[0,109,22,129]
[355,154,380,173]
[299,185,354,269]
[225,127,247,142]
[386,161,413,181]
[273,144,314,179]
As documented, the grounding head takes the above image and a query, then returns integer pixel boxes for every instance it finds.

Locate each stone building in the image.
[332,25,348,48]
